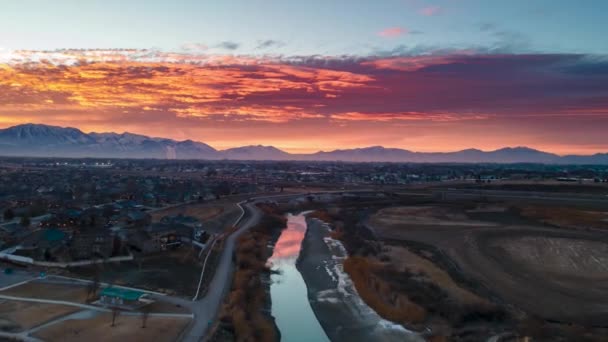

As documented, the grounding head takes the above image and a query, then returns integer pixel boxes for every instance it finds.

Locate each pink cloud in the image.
[377,27,408,38]
[419,6,443,16]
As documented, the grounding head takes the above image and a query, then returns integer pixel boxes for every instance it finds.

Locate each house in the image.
[144,223,192,251]
[20,228,69,261]
[0,222,26,239]
[122,210,151,227]
[128,223,193,254]
[127,230,157,254]
[99,287,148,309]
[70,230,114,260]
[39,208,85,233]
[160,214,205,240]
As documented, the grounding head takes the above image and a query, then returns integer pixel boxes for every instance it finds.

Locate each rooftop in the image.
[100,287,145,301]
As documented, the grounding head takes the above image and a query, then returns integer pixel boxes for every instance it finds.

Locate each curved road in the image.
[179,201,262,342]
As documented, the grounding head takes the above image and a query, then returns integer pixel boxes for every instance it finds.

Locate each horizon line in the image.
[2,123,606,157]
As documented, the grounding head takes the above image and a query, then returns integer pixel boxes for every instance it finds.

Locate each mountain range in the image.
[1,124,607,164]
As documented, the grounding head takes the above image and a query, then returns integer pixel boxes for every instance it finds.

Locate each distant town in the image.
[0,155,607,340]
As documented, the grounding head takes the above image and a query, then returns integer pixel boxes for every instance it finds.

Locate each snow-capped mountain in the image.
[0,124,217,159]
[0,124,606,164]
[221,145,290,160]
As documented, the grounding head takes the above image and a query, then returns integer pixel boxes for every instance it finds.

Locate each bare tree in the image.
[111,307,120,327]
[86,269,101,302]
[141,305,150,328]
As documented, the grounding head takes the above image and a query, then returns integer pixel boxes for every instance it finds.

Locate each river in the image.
[268,212,330,342]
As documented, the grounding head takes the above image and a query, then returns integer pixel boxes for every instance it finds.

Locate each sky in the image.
[0,0,607,154]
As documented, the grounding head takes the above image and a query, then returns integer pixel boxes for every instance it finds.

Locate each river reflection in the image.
[269,213,329,342]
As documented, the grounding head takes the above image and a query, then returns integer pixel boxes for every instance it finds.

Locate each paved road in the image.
[179,201,262,342]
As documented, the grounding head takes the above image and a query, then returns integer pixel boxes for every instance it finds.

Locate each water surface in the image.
[269,213,329,342]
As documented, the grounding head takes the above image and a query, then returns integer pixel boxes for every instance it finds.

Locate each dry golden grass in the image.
[369,206,493,239]
[0,300,79,331]
[220,207,286,342]
[308,210,334,224]
[33,313,189,342]
[343,256,427,324]
[519,205,608,230]
[428,335,449,342]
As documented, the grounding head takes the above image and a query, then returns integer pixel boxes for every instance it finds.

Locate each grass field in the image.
[1,282,88,303]
[67,247,201,297]
[150,202,224,222]
[33,313,189,342]
[0,300,79,331]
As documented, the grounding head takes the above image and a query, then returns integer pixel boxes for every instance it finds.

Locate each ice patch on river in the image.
[318,235,417,336]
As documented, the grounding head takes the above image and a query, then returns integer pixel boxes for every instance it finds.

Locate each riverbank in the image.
[297,218,423,342]
[213,204,286,342]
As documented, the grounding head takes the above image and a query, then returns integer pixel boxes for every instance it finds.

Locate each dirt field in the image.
[1,282,88,303]
[369,206,495,234]
[471,229,608,324]
[497,236,608,278]
[383,245,489,306]
[368,204,608,326]
[33,313,189,342]
[519,205,608,230]
[0,300,79,332]
[143,301,191,314]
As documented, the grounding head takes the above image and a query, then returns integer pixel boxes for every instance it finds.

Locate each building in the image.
[122,210,151,227]
[70,230,114,260]
[145,223,192,251]
[20,228,69,261]
[160,214,205,241]
[127,223,193,254]
[99,287,147,309]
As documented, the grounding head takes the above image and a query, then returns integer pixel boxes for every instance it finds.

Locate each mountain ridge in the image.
[0,124,606,164]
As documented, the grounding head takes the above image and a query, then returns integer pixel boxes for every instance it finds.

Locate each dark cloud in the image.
[560,56,608,75]
[371,44,464,57]
[255,40,286,49]
[215,41,240,50]
[478,22,497,32]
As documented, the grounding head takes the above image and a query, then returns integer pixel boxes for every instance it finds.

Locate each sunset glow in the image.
[1,1,607,154]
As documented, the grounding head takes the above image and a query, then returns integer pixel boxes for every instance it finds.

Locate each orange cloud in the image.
[419,6,443,16]
[361,55,455,71]
[0,56,374,123]
[331,111,488,122]
[377,27,407,37]
[1,51,608,155]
